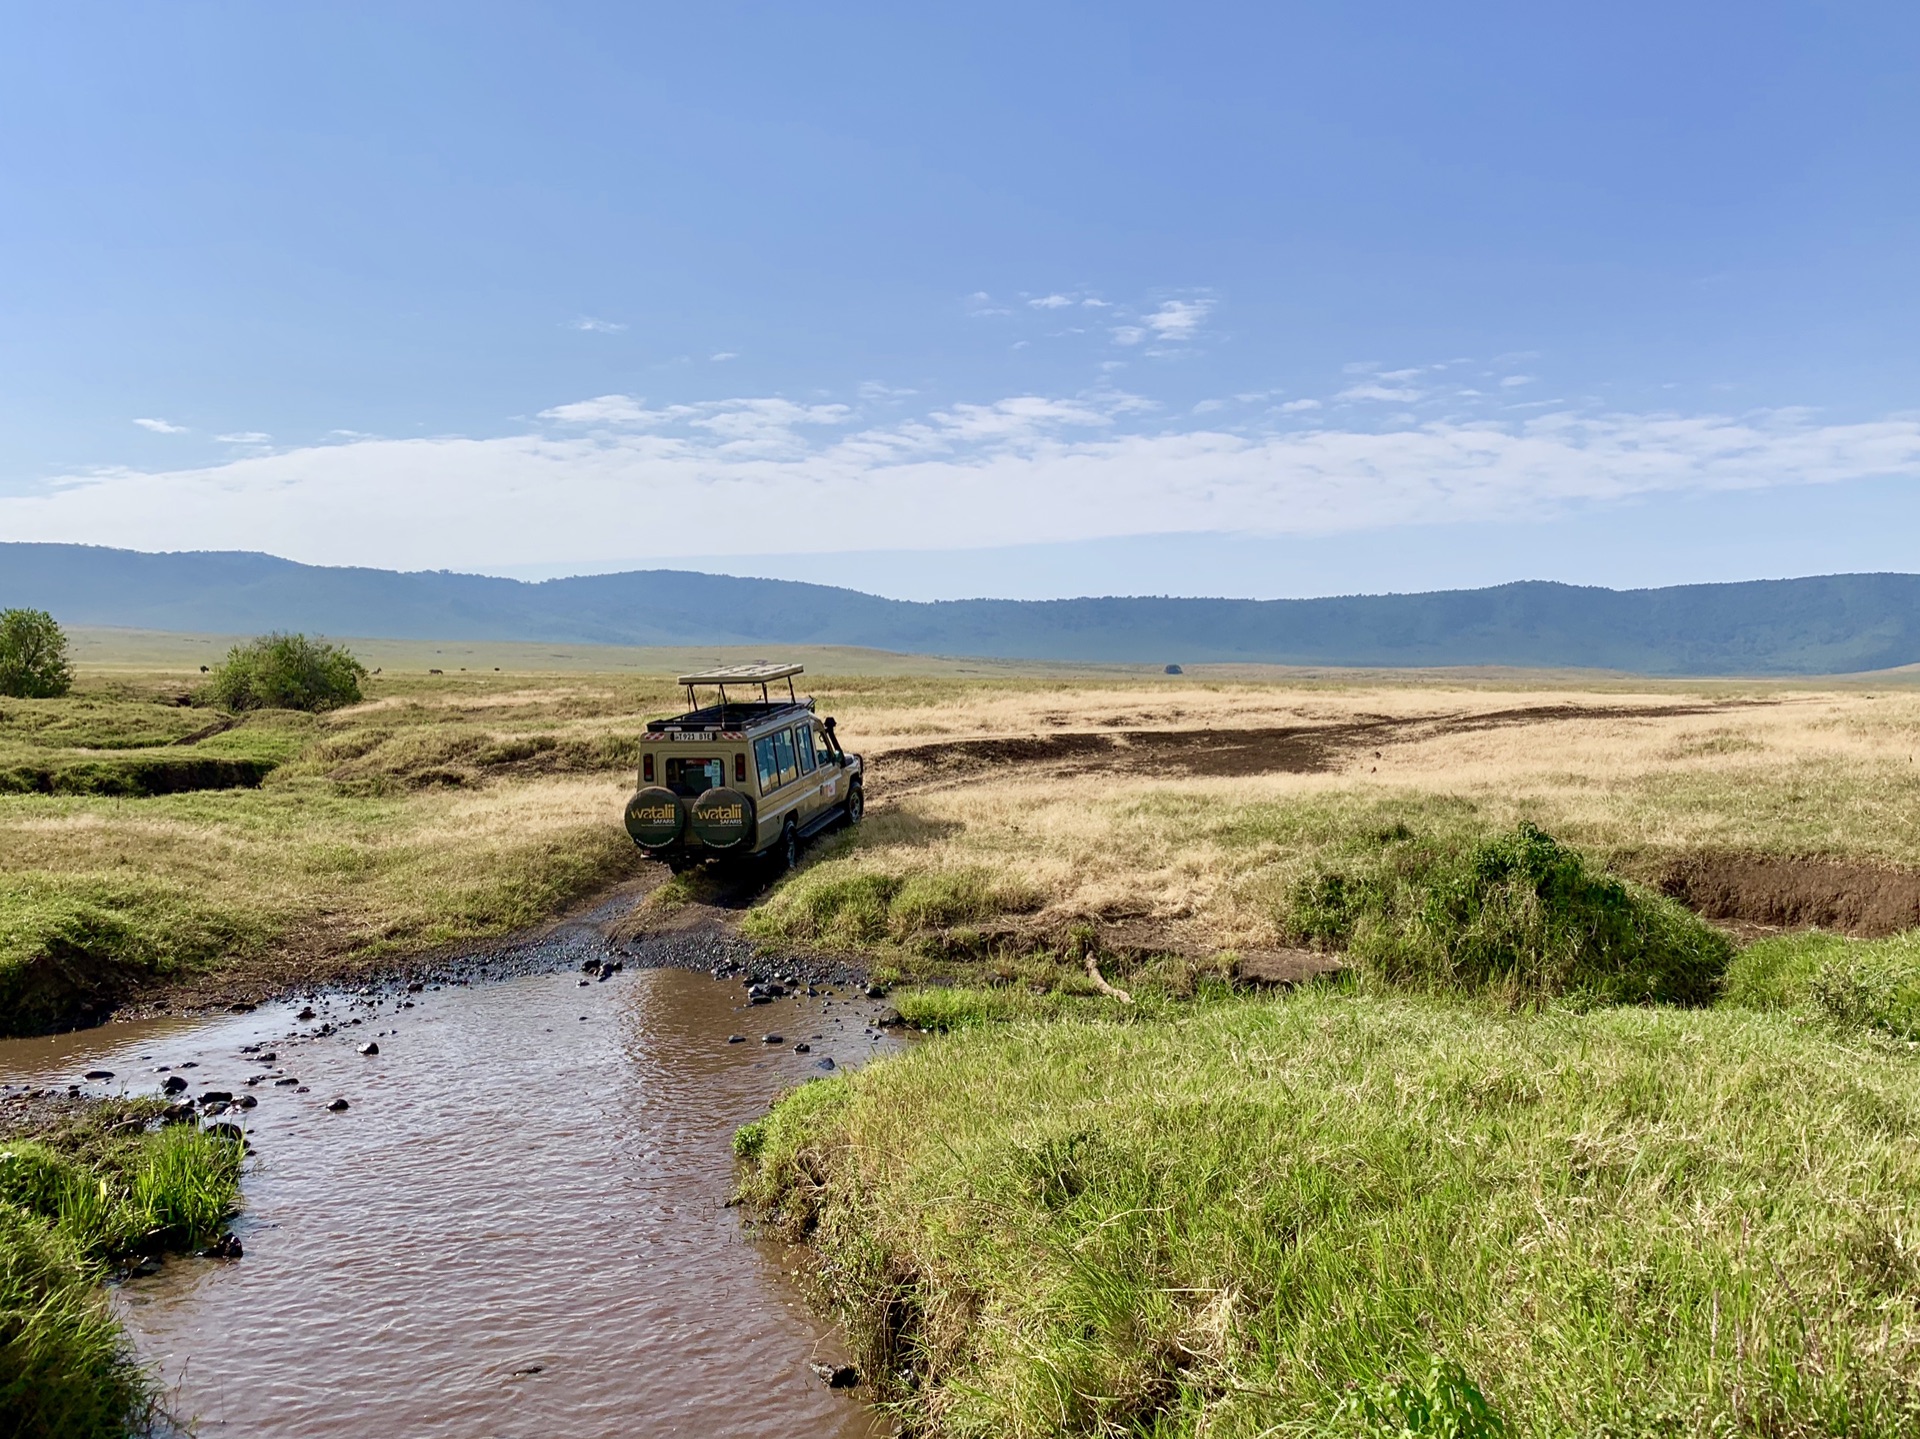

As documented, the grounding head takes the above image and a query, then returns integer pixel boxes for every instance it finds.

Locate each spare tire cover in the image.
[624,787,685,849]
[689,787,755,850]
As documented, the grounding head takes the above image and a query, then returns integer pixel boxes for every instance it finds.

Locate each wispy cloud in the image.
[1336,383,1424,403]
[710,351,739,362]
[1110,325,1146,346]
[215,431,272,444]
[19,394,1920,572]
[1027,293,1074,309]
[1143,298,1213,342]
[133,417,187,434]
[571,317,627,333]
[1278,398,1322,413]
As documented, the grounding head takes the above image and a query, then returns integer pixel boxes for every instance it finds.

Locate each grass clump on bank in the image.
[743,862,1041,954]
[0,879,263,1037]
[1,1103,244,1438]
[1283,822,1732,1005]
[1724,928,1920,1039]
[740,991,1920,1438]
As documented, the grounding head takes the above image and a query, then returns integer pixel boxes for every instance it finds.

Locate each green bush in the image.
[0,609,72,699]
[1283,822,1733,1005]
[204,632,366,712]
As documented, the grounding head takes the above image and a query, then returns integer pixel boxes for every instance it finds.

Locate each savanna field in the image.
[6,630,1920,1435]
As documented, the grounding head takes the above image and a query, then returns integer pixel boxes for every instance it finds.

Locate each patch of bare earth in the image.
[1648,852,1920,938]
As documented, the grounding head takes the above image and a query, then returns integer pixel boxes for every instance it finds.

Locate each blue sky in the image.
[3,2,1918,599]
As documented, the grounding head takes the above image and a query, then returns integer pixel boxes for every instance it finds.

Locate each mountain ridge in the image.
[4,542,1919,676]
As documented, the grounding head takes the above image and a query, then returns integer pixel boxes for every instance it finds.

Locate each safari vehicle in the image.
[622,663,863,870]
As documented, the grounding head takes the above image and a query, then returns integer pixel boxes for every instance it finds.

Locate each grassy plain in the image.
[9,638,1920,1436]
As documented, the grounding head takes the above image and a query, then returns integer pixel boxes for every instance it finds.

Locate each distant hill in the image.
[4,542,1919,675]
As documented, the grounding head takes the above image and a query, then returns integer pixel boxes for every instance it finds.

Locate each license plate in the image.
[671,731,712,741]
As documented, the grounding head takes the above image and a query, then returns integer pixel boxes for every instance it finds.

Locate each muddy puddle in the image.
[0,965,899,1438]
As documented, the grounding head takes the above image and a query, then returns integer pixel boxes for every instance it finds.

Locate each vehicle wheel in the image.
[666,853,701,874]
[845,780,864,826]
[779,820,799,872]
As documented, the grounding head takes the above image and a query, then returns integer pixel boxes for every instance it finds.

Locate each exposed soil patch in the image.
[874,700,1759,796]
[1650,852,1920,938]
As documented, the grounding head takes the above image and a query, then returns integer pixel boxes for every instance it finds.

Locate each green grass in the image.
[0,1105,244,1439]
[1281,823,1734,1006]
[744,861,1042,954]
[0,878,265,1037]
[739,989,1920,1438]
[1724,929,1920,1040]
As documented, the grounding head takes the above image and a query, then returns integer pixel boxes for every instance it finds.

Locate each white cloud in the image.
[17,397,1919,573]
[1027,294,1074,309]
[1278,398,1323,413]
[1336,383,1424,403]
[133,417,187,434]
[1143,299,1212,342]
[571,317,627,333]
[214,431,272,444]
[1110,325,1146,346]
[710,351,738,362]
[1500,374,1535,388]
[1081,297,1111,308]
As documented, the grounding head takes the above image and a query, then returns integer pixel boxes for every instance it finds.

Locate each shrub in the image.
[0,608,72,699]
[204,632,366,712]
[1808,936,1920,1039]
[1283,822,1733,1005]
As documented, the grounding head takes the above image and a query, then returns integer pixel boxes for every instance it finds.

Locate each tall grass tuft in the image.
[1284,822,1732,1005]
[0,1120,242,1438]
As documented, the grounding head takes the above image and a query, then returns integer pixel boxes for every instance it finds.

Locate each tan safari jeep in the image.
[622,663,864,871]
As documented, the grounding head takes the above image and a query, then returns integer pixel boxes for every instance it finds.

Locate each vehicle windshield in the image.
[665,756,726,797]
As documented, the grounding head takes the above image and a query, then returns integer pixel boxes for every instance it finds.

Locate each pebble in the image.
[83,1069,114,1080]
[298,1007,316,1020]
[727,1035,745,1044]
[199,1233,244,1260]
[762,1034,783,1044]
[358,1042,379,1056]
[274,1077,300,1087]
[326,1098,350,1112]
[200,1090,234,1104]
[808,1362,860,1388]
[816,1057,836,1070]
[793,1042,810,1053]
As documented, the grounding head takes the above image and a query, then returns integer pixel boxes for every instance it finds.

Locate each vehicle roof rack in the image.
[675,662,804,709]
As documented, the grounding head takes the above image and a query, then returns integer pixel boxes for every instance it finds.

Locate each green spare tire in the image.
[689,787,756,851]
[624,787,685,849]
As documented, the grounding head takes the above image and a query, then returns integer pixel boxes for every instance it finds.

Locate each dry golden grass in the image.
[769,682,1920,961]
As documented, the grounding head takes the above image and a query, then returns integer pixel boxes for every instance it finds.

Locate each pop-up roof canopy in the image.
[674,663,804,686]
[674,662,805,712]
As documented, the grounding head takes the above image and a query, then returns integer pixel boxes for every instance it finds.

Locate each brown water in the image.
[0,966,899,1438]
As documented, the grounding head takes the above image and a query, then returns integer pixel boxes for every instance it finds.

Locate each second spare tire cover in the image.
[689,787,755,850]
[624,787,685,849]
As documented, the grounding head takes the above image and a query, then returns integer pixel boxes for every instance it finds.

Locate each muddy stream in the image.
[0,961,900,1437]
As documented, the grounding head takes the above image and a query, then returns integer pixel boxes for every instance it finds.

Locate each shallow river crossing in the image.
[0,964,899,1438]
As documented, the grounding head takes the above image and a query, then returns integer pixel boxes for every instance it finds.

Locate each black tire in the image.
[845,780,864,826]
[779,820,799,872]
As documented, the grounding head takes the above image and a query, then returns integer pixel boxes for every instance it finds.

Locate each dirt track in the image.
[872,701,1752,794]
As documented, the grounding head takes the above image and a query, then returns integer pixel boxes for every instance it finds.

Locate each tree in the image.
[0,608,73,698]
[203,633,367,712]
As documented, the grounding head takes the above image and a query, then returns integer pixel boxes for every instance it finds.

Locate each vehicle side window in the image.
[754,735,780,792]
[796,725,817,775]
[812,726,836,768]
[773,727,800,785]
